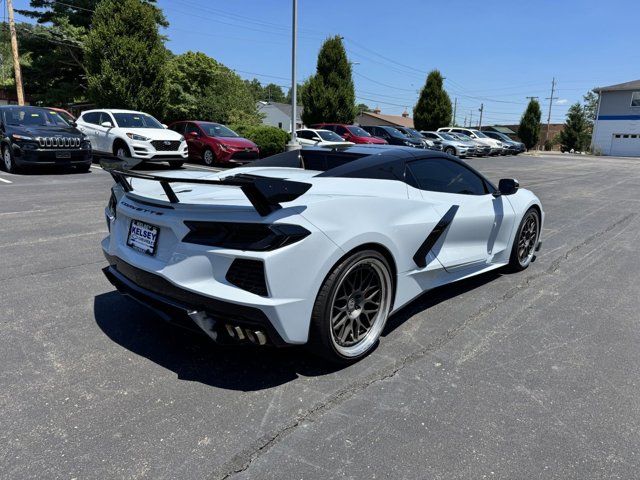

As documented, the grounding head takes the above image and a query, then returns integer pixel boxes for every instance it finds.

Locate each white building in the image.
[256,101,303,132]
[592,80,640,156]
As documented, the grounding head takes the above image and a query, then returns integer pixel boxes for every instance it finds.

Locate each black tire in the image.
[169,160,184,168]
[76,163,91,173]
[308,250,393,364]
[444,146,456,156]
[113,141,130,159]
[507,208,540,272]
[2,144,19,173]
[202,148,215,166]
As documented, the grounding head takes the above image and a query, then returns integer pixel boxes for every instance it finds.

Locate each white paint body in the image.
[102,165,543,345]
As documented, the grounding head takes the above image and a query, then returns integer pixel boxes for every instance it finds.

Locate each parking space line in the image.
[0,177,12,184]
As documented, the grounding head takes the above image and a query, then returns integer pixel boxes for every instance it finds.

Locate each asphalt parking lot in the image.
[2,153,640,479]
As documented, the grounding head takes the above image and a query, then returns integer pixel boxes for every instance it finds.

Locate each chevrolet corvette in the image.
[100,145,543,363]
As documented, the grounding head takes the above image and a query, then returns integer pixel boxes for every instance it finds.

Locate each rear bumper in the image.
[102,253,288,346]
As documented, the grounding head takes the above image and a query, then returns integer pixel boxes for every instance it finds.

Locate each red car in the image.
[169,121,259,166]
[310,123,387,144]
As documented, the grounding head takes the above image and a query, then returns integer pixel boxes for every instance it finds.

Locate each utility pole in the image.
[469,110,473,128]
[478,103,484,130]
[285,0,300,151]
[452,98,457,126]
[463,116,467,128]
[544,77,556,148]
[7,0,25,105]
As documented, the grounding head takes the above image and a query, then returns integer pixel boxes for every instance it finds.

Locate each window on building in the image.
[631,92,640,107]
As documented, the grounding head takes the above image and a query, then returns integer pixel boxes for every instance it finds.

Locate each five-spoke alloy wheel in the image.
[508,208,540,271]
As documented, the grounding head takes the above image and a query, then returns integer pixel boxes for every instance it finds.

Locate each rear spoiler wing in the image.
[100,158,311,216]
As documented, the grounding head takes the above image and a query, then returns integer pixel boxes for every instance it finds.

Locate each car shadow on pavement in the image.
[94,269,505,391]
[94,291,342,391]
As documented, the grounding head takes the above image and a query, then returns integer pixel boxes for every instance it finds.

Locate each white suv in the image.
[438,127,503,156]
[76,109,188,167]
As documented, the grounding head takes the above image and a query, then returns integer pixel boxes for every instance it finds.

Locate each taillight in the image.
[182,222,310,251]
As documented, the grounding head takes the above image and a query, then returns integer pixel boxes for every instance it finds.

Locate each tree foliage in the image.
[518,99,542,149]
[301,36,356,125]
[559,103,591,152]
[285,80,309,104]
[13,0,164,105]
[84,0,169,118]
[164,51,260,125]
[413,70,452,131]
[244,79,286,103]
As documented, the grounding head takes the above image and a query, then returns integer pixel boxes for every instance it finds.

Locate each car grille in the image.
[226,259,268,296]
[230,150,259,161]
[151,140,181,151]
[36,137,81,149]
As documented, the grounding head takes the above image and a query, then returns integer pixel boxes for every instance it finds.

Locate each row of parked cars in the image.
[0,105,261,173]
[0,105,525,174]
[297,123,525,158]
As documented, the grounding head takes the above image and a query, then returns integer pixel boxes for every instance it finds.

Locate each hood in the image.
[211,136,258,149]
[357,136,386,144]
[124,127,183,141]
[9,125,83,137]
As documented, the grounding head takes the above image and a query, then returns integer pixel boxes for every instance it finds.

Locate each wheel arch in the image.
[112,137,129,155]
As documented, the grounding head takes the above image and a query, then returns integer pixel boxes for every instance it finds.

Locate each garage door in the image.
[611,134,640,156]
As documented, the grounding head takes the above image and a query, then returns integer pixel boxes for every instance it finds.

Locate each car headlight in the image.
[126,133,150,141]
[404,140,413,147]
[11,134,34,141]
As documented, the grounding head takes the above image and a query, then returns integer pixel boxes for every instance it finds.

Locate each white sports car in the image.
[101,145,543,363]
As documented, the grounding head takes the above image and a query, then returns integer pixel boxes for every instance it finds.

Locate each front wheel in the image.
[508,208,540,271]
[202,148,215,166]
[308,250,393,364]
[2,145,18,173]
[444,146,456,156]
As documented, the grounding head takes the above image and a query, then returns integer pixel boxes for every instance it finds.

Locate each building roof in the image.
[594,79,640,93]
[257,101,303,120]
[358,111,414,128]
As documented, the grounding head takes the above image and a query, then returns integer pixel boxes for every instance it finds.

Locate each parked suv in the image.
[77,109,188,167]
[482,131,525,154]
[421,131,472,157]
[169,121,259,166]
[0,105,91,173]
[393,126,441,151]
[362,125,424,147]
[438,127,503,155]
[310,123,387,144]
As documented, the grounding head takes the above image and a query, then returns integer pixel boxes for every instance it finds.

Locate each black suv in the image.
[361,125,424,148]
[0,106,92,173]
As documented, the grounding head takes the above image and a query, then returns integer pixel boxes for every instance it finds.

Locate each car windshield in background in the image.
[386,127,406,138]
[405,128,423,137]
[348,126,371,137]
[113,113,163,129]
[455,133,473,141]
[471,130,488,138]
[200,123,239,137]
[318,130,344,141]
[3,107,70,127]
[439,132,457,141]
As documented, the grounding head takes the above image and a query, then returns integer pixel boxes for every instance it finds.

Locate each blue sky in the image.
[11,0,640,124]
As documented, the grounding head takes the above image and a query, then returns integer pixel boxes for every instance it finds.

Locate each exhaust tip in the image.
[233,326,246,340]
[225,324,236,339]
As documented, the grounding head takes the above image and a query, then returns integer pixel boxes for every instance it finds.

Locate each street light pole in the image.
[286,0,301,151]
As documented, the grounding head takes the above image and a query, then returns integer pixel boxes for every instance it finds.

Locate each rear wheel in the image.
[309,250,393,363]
[508,208,540,271]
[2,144,18,173]
[169,161,184,168]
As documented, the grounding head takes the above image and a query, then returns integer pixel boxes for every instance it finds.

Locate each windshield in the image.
[439,132,456,141]
[347,126,371,137]
[453,133,472,141]
[3,106,70,127]
[405,128,423,138]
[384,127,406,138]
[200,122,239,137]
[317,130,344,141]
[496,133,512,141]
[113,112,163,129]
[470,130,488,138]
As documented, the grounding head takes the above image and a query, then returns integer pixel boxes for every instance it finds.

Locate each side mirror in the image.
[187,131,199,139]
[101,121,113,128]
[162,124,168,129]
[496,178,519,196]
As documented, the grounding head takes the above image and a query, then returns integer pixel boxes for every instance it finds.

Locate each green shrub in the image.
[231,125,290,158]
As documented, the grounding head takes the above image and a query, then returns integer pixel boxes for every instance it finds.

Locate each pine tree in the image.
[413,70,452,131]
[559,103,590,152]
[301,36,356,125]
[84,0,169,118]
[518,99,542,150]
